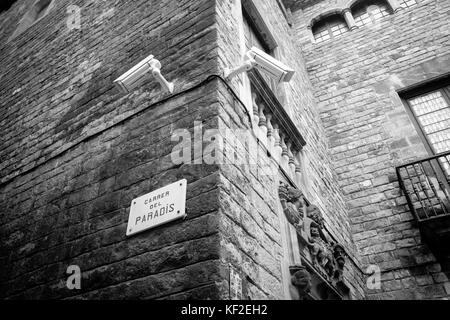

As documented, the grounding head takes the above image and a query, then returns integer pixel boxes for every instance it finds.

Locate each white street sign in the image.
[126,179,187,236]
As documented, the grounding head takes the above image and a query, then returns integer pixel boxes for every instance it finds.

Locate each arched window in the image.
[351,0,391,27]
[312,14,349,44]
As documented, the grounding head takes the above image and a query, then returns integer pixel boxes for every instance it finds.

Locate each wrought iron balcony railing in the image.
[396,151,450,223]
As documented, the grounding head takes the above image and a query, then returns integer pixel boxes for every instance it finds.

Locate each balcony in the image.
[396,151,450,270]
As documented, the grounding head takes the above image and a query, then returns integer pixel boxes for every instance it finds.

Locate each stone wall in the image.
[215,0,366,299]
[293,0,450,299]
[0,0,223,299]
[1,0,367,300]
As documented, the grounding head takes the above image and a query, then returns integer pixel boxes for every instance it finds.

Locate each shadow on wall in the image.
[8,0,55,41]
[54,62,118,144]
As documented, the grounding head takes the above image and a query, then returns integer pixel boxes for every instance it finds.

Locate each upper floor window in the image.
[399,0,417,8]
[243,10,272,54]
[351,0,391,27]
[406,87,450,155]
[401,76,450,159]
[401,79,450,193]
[312,14,349,44]
[243,7,281,95]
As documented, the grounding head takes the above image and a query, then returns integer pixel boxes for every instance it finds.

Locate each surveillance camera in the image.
[114,54,174,94]
[225,47,295,83]
[250,47,295,83]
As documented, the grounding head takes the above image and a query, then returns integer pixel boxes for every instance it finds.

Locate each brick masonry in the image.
[216,0,366,299]
[293,0,450,299]
[0,0,223,300]
[0,0,369,300]
[4,0,444,300]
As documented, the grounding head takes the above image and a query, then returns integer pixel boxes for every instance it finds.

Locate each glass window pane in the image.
[409,90,450,154]
[400,0,417,8]
[312,14,348,43]
[352,0,391,26]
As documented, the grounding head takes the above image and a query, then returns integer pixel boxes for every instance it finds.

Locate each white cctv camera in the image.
[225,47,295,83]
[114,54,174,94]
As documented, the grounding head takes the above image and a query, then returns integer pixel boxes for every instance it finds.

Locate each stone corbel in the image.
[333,244,346,282]
[290,265,312,299]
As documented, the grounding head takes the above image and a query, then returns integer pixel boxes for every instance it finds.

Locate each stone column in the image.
[386,0,402,12]
[342,8,357,30]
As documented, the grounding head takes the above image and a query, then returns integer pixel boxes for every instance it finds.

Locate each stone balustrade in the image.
[248,69,307,186]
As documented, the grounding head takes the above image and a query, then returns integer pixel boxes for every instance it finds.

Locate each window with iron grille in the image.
[402,79,450,180]
[398,79,450,221]
[399,0,417,8]
[312,14,349,44]
[351,0,391,27]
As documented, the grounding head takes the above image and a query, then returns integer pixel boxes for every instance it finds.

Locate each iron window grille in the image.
[397,77,450,223]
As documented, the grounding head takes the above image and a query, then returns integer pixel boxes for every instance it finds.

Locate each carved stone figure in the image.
[290,265,311,298]
[333,244,346,281]
[306,205,324,228]
[278,182,347,285]
[279,182,305,233]
[307,222,334,275]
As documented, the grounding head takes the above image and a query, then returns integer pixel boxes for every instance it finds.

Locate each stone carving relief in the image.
[289,265,311,299]
[278,182,305,233]
[279,182,346,289]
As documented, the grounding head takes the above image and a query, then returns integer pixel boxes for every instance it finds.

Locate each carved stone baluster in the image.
[294,150,302,184]
[252,92,259,127]
[258,102,268,144]
[266,113,275,149]
[287,140,296,175]
[280,132,289,169]
[273,123,282,162]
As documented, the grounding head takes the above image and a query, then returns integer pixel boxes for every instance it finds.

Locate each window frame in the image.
[312,14,349,44]
[400,75,450,156]
[241,0,278,52]
[351,0,391,27]
[243,9,273,54]
[241,0,289,104]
